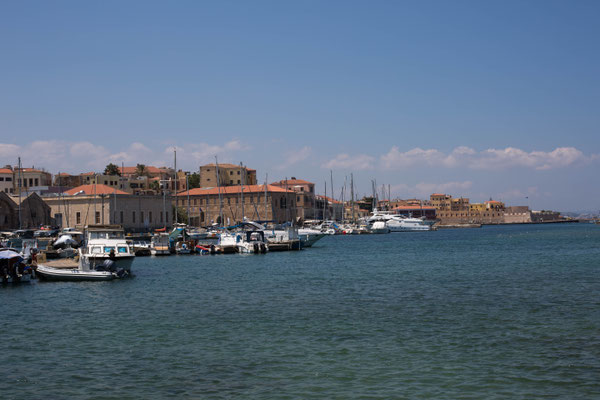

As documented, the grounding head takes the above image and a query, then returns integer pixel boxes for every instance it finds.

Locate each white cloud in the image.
[323,153,374,170]
[1,139,248,174]
[380,146,591,171]
[392,181,473,198]
[277,146,312,170]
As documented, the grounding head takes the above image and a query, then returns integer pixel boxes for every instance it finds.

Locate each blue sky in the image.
[1,1,598,210]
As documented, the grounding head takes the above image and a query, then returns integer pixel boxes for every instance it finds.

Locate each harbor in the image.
[2,223,599,399]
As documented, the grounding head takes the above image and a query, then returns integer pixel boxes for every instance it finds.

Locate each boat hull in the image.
[36,265,114,281]
[85,255,135,271]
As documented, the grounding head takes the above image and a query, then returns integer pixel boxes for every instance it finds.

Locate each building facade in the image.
[0,168,14,194]
[175,184,296,226]
[45,184,171,232]
[14,168,52,194]
[199,164,257,188]
[271,178,316,221]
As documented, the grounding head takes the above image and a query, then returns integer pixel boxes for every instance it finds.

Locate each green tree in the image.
[104,163,121,176]
[188,172,200,189]
[149,180,160,192]
[173,205,188,224]
[135,163,149,177]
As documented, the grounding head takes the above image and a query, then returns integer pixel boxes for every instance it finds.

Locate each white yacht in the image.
[83,225,135,270]
[218,230,268,253]
[297,228,326,247]
[367,209,434,232]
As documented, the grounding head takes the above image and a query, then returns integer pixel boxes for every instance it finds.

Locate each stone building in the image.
[271,178,317,221]
[44,184,171,232]
[504,206,532,223]
[198,163,257,188]
[0,167,14,194]
[430,194,506,225]
[14,168,52,194]
[3,192,52,229]
[175,184,296,226]
[53,173,82,188]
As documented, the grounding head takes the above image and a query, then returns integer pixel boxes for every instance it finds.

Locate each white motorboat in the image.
[150,233,171,256]
[83,225,135,270]
[0,249,33,283]
[36,264,115,281]
[297,228,326,248]
[218,222,269,254]
[367,209,434,232]
[369,220,390,234]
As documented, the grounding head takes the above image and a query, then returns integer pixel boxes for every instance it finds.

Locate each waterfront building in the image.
[392,205,437,220]
[1,192,52,229]
[271,178,317,221]
[13,167,52,194]
[198,163,257,188]
[80,172,120,187]
[53,173,82,188]
[44,184,170,232]
[0,167,14,194]
[504,206,532,223]
[175,184,296,226]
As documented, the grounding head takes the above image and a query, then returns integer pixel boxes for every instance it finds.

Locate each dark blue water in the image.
[2,224,599,399]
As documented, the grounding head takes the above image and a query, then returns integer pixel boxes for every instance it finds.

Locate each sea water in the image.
[1,223,599,399]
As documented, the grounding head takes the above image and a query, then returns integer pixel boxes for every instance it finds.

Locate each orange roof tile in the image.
[119,166,163,175]
[64,184,129,196]
[273,179,314,186]
[0,168,13,174]
[393,205,436,210]
[176,184,293,196]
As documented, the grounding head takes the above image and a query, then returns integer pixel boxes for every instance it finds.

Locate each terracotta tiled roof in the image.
[431,193,446,196]
[393,205,436,210]
[14,168,46,173]
[176,184,293,196]
[64,184,129,196]
[80,172,97,176]
[485,200,502,204]
[316,195,341,204]
[119,166,163,175]
[56,172,72,176]
[0,168,13,174]
[273,179,314,186]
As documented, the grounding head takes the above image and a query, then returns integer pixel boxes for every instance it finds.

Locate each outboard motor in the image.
[260,243,267,253]
[115,268,128,278]
[253,243,259,253]
[96,259,116,272]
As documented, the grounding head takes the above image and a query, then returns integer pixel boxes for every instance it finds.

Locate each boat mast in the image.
[323,180,327,221]
[330,170,334,221]
[264,173,268,222]
[17,157,22,229]
[215,156,223,226]
[240,162,244,221]
[174,148,178,224]
[186,173,190,226]
[351,173,355,224]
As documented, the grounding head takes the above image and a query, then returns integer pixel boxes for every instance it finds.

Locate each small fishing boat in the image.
[0,249,33,284]
[36,251,130,282]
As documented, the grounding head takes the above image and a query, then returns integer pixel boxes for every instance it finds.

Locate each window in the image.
[230,171,233,175]
[6,177,11,182]
[237,180,240,184]
[95,211,100,223]
[76,212,81,224]
[229,180,233,184]
[120,211,123,223]
[237,171,240,175]
[132,211,136,223]
[0,177,3,181]
[104,246,115,253]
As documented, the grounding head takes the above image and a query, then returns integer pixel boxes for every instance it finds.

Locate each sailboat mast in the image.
[350,173,355,224]
[240,162,244,221]
[215,156,223,226]
[186,173,190,225]
[330,170,334,221]
[17,157,22,229]
[174,148,178,224]
[264,173,268,221]
[324,180,327,221]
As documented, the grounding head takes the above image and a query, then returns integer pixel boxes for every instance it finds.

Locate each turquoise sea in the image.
[1,223,599,399]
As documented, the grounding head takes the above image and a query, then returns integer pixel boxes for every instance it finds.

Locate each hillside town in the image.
[0,161,570,232]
